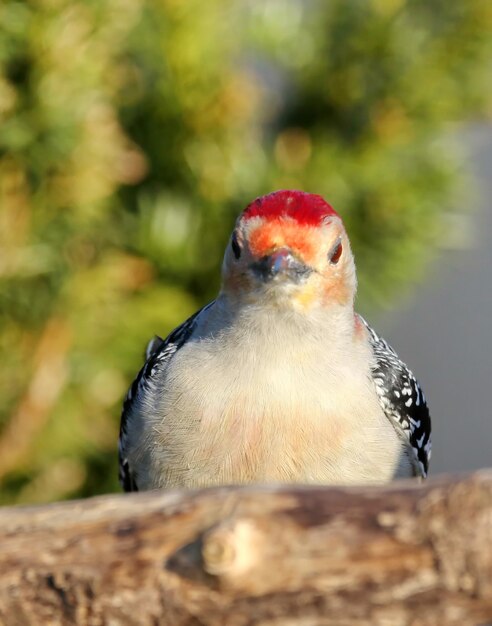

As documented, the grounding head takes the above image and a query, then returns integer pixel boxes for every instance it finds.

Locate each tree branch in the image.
[0,471,491,625]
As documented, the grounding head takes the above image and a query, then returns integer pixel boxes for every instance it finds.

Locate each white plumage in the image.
[119,190,431,491]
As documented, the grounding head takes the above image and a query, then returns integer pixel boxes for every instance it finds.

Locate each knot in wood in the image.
[201,519,259,577]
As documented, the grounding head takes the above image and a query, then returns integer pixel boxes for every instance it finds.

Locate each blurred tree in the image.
[0,0,490,504]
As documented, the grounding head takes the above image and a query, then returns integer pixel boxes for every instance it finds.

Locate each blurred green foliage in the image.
[0,0,490,504]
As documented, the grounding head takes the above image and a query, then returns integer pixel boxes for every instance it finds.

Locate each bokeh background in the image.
[0,0,491,505]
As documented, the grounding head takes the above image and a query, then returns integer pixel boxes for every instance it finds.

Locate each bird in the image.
[119,190,431,492]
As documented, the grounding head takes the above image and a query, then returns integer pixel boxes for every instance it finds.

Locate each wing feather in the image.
[118,302,214,491]
[359,316,432,477]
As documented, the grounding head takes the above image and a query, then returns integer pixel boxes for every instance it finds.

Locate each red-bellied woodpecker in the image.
[119,190,431,491]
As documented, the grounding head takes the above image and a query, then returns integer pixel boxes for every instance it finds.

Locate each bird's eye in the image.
[231,231,241,259]
[328,239,343,265]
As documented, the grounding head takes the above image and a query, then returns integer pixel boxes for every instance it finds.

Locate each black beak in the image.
[250,248,312,283]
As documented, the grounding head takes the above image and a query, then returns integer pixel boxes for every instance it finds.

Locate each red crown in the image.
[242,190,339,226]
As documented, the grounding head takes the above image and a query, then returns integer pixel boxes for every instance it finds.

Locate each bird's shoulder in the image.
[357,314,432,477]
[118,300,215,492]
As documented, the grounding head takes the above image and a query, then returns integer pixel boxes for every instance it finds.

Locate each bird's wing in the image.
[118,301,215,492]
[359,315,432,477]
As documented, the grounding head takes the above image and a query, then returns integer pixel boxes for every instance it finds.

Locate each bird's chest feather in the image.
[146,330,403,487]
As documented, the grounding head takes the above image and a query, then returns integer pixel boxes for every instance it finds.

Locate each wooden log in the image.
[0,472,491,626]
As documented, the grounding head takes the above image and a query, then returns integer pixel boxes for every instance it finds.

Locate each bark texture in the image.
[0,472,491,626]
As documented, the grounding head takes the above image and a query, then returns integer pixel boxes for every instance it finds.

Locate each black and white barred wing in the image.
[360,316,432,477]
[118,302,214,492]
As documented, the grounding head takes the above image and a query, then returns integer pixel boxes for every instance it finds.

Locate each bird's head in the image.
[221,190,357,311]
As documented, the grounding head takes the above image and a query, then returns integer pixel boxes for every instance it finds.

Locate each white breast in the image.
[130,305,412,489]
